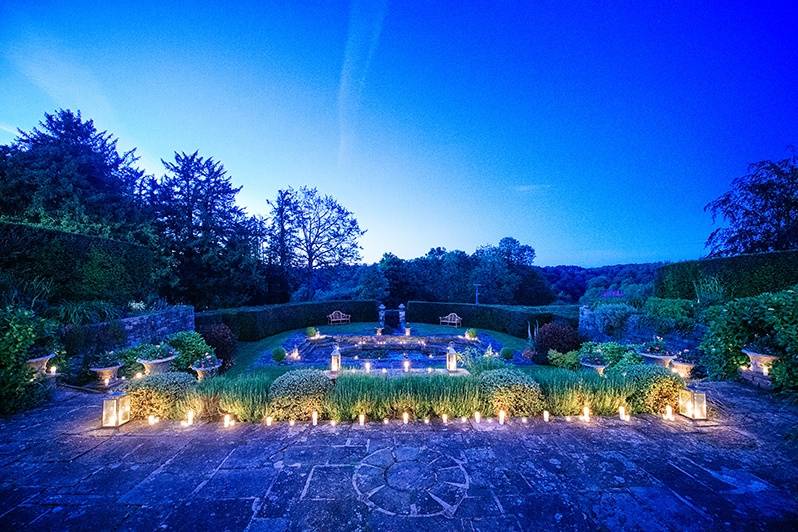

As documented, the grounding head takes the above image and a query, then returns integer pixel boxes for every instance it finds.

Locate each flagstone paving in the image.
[1,382,797,530]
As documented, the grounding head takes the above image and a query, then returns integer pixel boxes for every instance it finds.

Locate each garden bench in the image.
[439,312,462,327]
[327,310,351,325]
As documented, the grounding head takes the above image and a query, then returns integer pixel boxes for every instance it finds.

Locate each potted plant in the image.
[638,338,676,367]
[580,352,608,375]
[89,351,123,386]
[26,352,56,376]
[742,336,781,377]
[670,349,703,379]
[191,353,222,381]
[136,344,178,375]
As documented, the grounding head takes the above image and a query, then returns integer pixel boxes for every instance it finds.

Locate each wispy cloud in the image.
[6,35,114,121]
[337,0,388,164]
[0,123,17,136]
[513,183,551,193]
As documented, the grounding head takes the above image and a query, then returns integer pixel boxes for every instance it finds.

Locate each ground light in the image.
[102,392,130,427]
[543,411,550,422]
[498,410,506,425]
[678,390,707,420]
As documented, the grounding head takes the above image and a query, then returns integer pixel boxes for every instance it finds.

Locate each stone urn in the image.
[581,361,607,376]
[640,352,676,368]
[191,361,222,381]
[137,355,177,376]
[26,354,55,376]
[742,349,779,376]
[670,360,695,379]
[89,364,123,386]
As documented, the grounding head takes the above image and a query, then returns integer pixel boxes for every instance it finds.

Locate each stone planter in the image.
[670,360,695,379]
[137,355,177,376]
[26,354,55,376]
[640,352,676,368]
[89,365,123,386]
[742,349,779,376]
[192,362,222,381]
[581,361,607,376]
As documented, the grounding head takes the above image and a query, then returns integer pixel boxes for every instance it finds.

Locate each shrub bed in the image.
[195,300,377,341]
[184,372,274,422]
[406,301,578,338]
[655,250,798,300]
[268,369,333,420]
[125,372,197,419]
[477,369,544,416]
[606,364,683,414]
[530,368,634,416]
[642,298,696,333]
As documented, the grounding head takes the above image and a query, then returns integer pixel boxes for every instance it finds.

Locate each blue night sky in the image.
[1,1,796,266]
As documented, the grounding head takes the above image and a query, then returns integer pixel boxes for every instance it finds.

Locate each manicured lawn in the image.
[229,322,531,375]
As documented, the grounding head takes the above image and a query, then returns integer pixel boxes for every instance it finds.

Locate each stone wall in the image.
[62,305,195,378]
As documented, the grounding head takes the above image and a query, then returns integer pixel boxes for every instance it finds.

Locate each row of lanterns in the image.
[329,345,459,374]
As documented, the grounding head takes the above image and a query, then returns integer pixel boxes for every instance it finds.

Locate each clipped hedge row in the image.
[406,301,579,337]
[655,250,798,300]
[0,222,153,303]
[195,300,378,341]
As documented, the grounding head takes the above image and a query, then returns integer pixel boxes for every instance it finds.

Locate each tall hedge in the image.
[195,300,378,341]
[406,301,578,337]
[0,222,153,303]
[655,250,798,300]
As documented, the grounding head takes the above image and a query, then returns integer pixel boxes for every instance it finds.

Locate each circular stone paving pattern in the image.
[353,445,469,517]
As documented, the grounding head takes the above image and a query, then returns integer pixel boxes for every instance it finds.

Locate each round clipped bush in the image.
[477,369,545,416]
[272,346,287,363]
[125,372,197,419]
[199,323,237,369]
[607,364,684,414]
[465,328,478,340]
[534,322,581,363]
[500,347,515,361]
[268,369,333,420]
[167,331,215,371]
[305,326,319,338]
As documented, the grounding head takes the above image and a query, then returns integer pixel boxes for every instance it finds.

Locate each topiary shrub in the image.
[578,342,640,368]
[477,369,545,416]
[534,322,581,363]
[548,349,580,370]
[465,328,478,340]
[606,364,683,414]
[592,303,636,338]
[167,331,215,372]
[125,372,197,419]
[272,347,286,363]
[268,369,332,420]
[500,347,514,361]
[199,323,236,369]
[305,326,319,338]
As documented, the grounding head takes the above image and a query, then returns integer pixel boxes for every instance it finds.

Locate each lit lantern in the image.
[312,411,318,426]
[442,414,448,424]
[474,412,481,423]
[403,412,409,424]
[291,346,300,360]
[405,327,411,337]
[381,368,388,374]
[678,390,707,420]
[103,377,110,387]
[330,351,341,373]
[543,410,550,422]
[266,416,273,426]
[364,361,372,373]
[403,360,410,372]
[426,367,432,374]
[446,347,458,372]
[102,392,131,427]
[498,410,506,425]
[359,413,365,426]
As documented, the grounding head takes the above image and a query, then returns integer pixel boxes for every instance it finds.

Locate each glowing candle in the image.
[403,360,410,372]
[312,411,318,426]
[460,416,467,423]
[187,410,194,426]
[474,412,481,424]
[148,415,158,425]
[49,366,57,375]
[135,372,143,379]
[442,414,448,424]
[423,417,430,424]
[383,418,389,424]
[266,416,273,426]
[359,413,365,426]
[582,406,591,422]
[330,419,337,427]
[521,416,528,424]
[381,368,388,374]
[288,419,295,427]
[403,412,409,424]
[103,377,110,387]
[498,410,506,425]
[565,415,572,422]
[223,414,231,427]
[619,406,626,420]
[426,367,432,374]
[543,411,550,422]
[762,364,770,377]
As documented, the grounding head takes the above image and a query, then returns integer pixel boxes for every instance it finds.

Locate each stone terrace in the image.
[1,383,797,530]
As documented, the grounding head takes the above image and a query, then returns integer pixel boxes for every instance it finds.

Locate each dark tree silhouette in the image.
[705,153,798,256]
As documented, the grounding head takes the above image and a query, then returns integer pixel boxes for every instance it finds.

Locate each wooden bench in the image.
[327,310,351,325]
[439,313,462,327]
